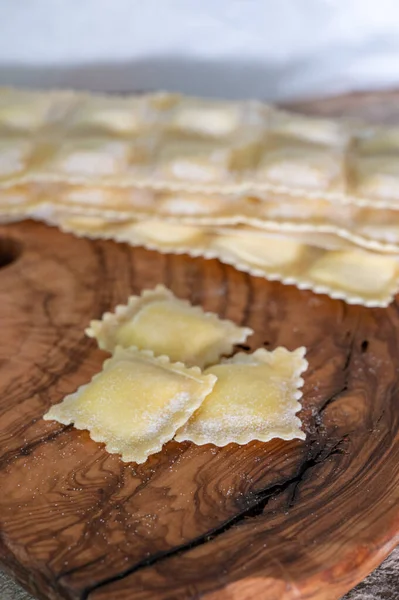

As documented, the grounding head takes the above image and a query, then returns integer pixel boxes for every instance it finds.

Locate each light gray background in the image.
[1,0,399,100]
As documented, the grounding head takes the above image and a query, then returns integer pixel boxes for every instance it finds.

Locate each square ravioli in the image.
[156,191,236,217]
[130,220,205,245]
[268,110,351,147]
[257,136,344,191]
[175,347,307,446]
[86,285,252,368]
[157,133,261,183]
[69,96,146,135]
[353,155,399,200]
[169,97,266,138]
[171,100,242,137]
[59,186,156,214]
[47,139,133,177]
[0,187,31,208]
[214,231,306,271]
[0,139,33,178]
[44,347,217,463]
[0,89,59,132]
[308,249,399,299]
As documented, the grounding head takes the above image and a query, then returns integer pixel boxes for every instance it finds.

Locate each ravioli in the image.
[86,285,253,368]
[44,347,216,463]
[175,347,307,446]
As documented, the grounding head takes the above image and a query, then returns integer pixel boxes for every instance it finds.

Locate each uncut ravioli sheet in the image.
[44,347,217,463]
[86,285,253,368]
[57,216,399,307]
[5,184,399,253]
[3,87,399,209]
[175,347,308,446]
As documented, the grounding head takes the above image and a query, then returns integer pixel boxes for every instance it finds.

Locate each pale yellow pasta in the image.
[47,139,133,177]
[14,182,396,254]
[155,134,261,184]
[156,191,237,216]
[212,230,399,306]
[53,216,399,307]
[43,347,217,463]
[171,100,242,137]
[268,109,352,147]
[60,214,130,231]
[62,186,152,209]
[0,88,70,132]
[354,155,399,200]
[69,96,146,134]
[308,249,399,295]
[0,185,46,223]
[256,138,344,191]
[0,139,33,178]
[357,223,399,244]
[214,232,306,270]
[131,221,205,245]
[175,347,307,446]
[4,177,399,254]
[0,186,31,207]
[2,88,399,307]
[168,96,267,136]
[2,87,399,208]
[86,285,253,368]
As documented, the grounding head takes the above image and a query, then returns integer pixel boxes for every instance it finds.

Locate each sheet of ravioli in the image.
[54,214,399,307]
[43,347,216,463]
[4,87,399,209]
[8,180,399,255]
[11,180,399,254]
[86,285,252,368]
[211,228,399,307]
[175,347,307,446]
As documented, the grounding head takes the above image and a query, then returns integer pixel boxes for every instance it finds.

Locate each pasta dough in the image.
[56,218,399,307]
[2,87,399,307]
[0,87,398,209]
[43,347,217,463]
[6,182,399,254]
[175,347,307,446]
[86,285,253,368]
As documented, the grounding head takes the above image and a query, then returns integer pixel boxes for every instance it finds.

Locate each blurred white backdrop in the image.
[1,1,399,99]
[1,2,399,599]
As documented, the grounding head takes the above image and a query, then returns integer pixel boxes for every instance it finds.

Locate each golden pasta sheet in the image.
[351,126,399,206]
[0,88,77,134]
[175,347,307,446]
[211,228,399,307]
[4,181,399,253]
[53,185,247,220]
[4,87,399,208]
[251,197,399,251]
[86,285,253,368]
[0,186,37,222]
[56,216,399,307]
[40,185,399,253]
[43,346,217,463]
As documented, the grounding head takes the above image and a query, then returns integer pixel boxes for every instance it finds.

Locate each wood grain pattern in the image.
[0,92,398,600]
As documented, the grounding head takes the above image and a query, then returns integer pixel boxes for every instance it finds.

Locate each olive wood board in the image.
[0,91,398,600]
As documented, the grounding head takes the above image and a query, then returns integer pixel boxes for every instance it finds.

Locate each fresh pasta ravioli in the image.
[43,347,217,463]
[86,285,252,368]
[175,347,307,446]
[54,214,399,307]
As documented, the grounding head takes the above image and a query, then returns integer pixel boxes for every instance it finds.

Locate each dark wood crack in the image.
[78,441,341,600]
[78,385,349,600]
